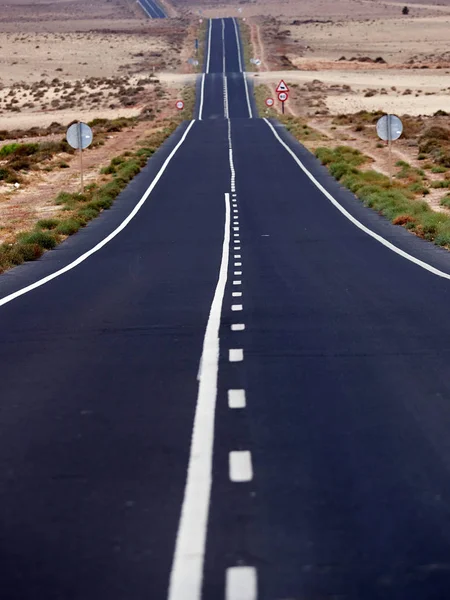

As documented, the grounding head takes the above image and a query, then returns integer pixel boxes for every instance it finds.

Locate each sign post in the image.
[376,114,403,185]
[277,91,288,114]
[195,38,199,55]
[66,122,93,193]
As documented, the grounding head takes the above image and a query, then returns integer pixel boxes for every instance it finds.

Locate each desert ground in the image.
[0,0,202,247]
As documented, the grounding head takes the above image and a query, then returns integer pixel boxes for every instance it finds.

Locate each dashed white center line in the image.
[229,348,244,362]
[231,304,243,311]
[234,271,242,276]
[233,280,241,285]
[232,292,242,297]
[235,262,242,267]
[229,450,253,481]
[234,246,241,251]
[225,566,257,600]
[233,209,238,213]
[234,254,241,258]
[233,227,239,231]
[228,389,246,409]
[231,323,245,331]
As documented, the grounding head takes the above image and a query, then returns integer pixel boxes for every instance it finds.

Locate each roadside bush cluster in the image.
[0,123,179,274]
[316,145,450,248]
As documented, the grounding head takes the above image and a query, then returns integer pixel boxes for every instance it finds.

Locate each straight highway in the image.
[2,15,450,600]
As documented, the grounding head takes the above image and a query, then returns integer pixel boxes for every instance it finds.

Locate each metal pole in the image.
[387,114,392,185]
[77,122,84,193]
[282,101,284,115]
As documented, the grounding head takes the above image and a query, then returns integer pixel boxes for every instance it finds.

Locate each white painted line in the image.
[225,566,257,600]
[263,118,450,281]
[235,262,242,267]
[231,304,243,311]
[229,451,253,481]
[168,192,231,600]
[206,19,212,74]
[233,227,239,232]
[229,348,244,362]
[243,73,253,120]
[233,280,241,285]
[232,292,242,297]
[137,0,155,19]
[233,215,239,220]
[228,389,246,409]
[0,121,197,309]
[224,75,229,120]
[222,18,226,74]
[231,323,245,331]
[232,17,243,73]
[198,73,206,121]
[234,246,240,250]
[234,271,242,275]
[233,209,238,213]
[234,234,239,238]
[234,254,241,258]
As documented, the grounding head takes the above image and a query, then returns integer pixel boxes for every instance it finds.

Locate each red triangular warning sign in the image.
[276,79,289,93]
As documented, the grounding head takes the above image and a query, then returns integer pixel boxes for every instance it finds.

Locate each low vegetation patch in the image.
[0,114,188,274]
[316,145,450,248]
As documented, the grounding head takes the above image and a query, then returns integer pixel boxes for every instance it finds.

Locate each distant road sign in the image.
[277,91,288,102]
[376,114,403,141]
[254,58,261,66]
[276,80,289,93]
[265,98,274,107]
[66,122,93,150]
[176,100,184,110]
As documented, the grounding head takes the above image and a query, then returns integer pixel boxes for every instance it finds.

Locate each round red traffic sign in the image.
[277,91,288,102]
[265,97,274,107]
[176,100,184,110]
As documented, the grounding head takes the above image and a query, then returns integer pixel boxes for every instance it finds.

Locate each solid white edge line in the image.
[232,17,243,73]
[225,566,257,600]
[263,118,450,281]
[232,17,253,119]
[168,192,231,600]
[229,451,253,481]
[198,73,205,121]
[0,121,197,308]
[243,72,253,119]
[137,0,155,19]
[206,19,212,74]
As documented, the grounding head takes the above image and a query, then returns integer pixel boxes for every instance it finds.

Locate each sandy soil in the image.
[0,119,175,243]
[184,0,450,19]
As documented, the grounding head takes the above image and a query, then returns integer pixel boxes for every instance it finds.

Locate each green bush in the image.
[55,219,82,235]
[37,218,59,230]
[18,230,57,249]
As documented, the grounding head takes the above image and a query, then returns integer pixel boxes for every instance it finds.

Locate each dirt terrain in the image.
[0,0,200,246]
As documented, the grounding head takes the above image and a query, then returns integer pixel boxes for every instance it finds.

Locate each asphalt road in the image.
[137,0,166,19]
[2,15,450,600]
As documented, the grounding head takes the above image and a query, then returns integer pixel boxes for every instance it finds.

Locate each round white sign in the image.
[176,100,184,110]
[376,114,403,141]
[265,98,274,107]
[66,122,93,150]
